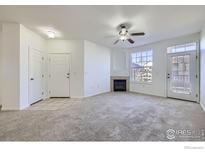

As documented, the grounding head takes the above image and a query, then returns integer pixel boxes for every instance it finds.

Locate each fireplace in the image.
[111,76,129,92]
[113,79,126,91]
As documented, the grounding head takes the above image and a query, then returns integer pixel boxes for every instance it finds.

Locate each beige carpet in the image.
[0,92,204,141]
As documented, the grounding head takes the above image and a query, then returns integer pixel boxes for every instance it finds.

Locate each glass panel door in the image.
[170,55,191,94]
[167,51,198,101]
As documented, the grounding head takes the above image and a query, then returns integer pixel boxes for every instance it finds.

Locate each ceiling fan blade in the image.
[113,39,119,45]
[130,32,145,36]
[127,38,135,44]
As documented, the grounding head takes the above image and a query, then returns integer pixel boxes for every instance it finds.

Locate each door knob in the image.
[30,78,34,80]
[67,73,70,75]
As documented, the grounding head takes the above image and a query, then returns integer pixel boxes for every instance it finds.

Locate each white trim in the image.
[130,49,153,83]
[166,42,199,102]
[130,80,152,85]
[48,51,71,54]
[196,41,200,103]
[28,46,45,106]
[47,53,71,98]
[31,47,46,53]
[84,91,110,98]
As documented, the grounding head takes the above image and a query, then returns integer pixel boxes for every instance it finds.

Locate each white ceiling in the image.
[0,6,205,48]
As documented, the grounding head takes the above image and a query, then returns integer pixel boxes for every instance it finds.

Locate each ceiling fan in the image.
[113,24,145,45]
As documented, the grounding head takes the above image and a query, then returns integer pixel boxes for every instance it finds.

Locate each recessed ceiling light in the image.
[47,31,55,39]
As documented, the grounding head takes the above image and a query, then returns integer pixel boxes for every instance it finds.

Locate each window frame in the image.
[130,49,153,84]
[167,42,197,54]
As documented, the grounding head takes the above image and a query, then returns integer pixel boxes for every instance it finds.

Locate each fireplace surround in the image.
[110,76,129,92]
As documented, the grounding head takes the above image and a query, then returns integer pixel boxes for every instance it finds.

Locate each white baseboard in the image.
[1,105,19,111]
[129,90,166,98]
[84,90,110,98]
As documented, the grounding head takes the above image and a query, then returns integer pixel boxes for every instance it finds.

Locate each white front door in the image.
[167,51,198,101]
[49,54,70,97]
[29,49,44,104]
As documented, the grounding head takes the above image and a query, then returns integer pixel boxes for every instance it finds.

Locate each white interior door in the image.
[49,54,70,97]
[29,49,43,104]
[167,51,198,102]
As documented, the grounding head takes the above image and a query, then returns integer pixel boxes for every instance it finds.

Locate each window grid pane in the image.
[131,50,153,82]
[167,42,197,54]
[170,55,191,94]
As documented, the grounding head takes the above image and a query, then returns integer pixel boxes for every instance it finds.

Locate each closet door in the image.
[29,49,44,104]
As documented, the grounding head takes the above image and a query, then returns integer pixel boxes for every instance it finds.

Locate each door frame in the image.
[166,42,200,103]
[48,53,71,98]
[28,47,46,105]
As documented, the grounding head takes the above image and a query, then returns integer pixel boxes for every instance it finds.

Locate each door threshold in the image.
[31,99,43,106]
[167,97,198,103]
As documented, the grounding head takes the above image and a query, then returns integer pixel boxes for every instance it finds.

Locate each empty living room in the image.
[0,1,205,153]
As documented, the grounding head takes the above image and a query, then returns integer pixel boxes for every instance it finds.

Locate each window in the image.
[170,54,191,94]
[131,50,153,83]
[167,42,197,54]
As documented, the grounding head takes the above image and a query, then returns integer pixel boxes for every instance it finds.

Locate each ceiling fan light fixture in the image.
[120,28,127,35]
[119,35,127,41]
[47,31,55,39]
[113,24,145,45]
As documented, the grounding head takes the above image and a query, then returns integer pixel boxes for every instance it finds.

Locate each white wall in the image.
[84,40,110,97]
[0,23,201,110]
[200,25,205,111]
[111,33,200,97]
[47,40,85,98]
[1,25,111,110]
[0,23,2,106]
[1,25,86,109]
[0,23,20,110]
[0,23,46,110]
[20,25,46,109]
[111,48,129,77]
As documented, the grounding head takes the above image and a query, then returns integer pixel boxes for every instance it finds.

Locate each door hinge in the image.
[49,90,51,94]
[196,74,198,78]
[196,94,198,98]
[49,74,51,78]
[196,55,198,59]
[42,74,44,78]
[42,92,44,95]
[42,57,44,60]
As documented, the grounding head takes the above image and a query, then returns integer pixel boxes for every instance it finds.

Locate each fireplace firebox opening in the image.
[113,80,126,91]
